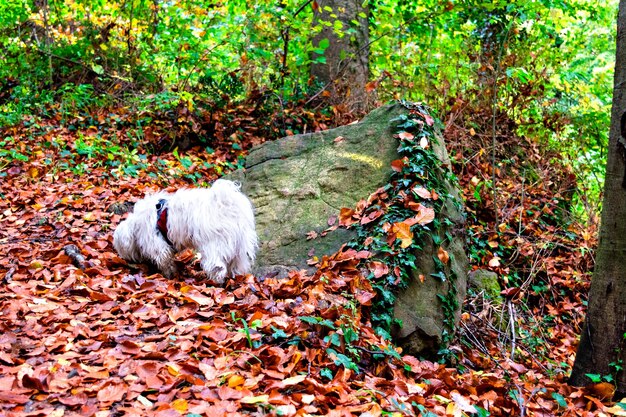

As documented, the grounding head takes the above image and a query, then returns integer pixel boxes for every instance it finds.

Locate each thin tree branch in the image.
[293,0,315,17]
[42,0,53,85]
[177,39,229,92]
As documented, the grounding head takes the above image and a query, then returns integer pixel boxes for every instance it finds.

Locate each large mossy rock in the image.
[229,102,468,355]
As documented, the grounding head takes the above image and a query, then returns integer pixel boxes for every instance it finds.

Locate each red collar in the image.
[156,199,173,246]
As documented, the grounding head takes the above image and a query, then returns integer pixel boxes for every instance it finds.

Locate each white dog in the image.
[113,179,257,284]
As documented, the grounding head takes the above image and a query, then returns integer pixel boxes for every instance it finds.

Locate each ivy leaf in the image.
[271,326,288,339]
[327,348,359,373]
[343,326,358,344]
[431,271,446,282]
[299,316,320,325]
[585,373,602,383]
[551,392,567,408]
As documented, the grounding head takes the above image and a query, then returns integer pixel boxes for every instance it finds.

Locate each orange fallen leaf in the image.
[405,204,435,226]
[501,287,521,299]
[97,381,126,403]
[586,382,616,401]
[437,247,449,264]
[339,207,356,226]
[180,287,214,306]
[391,158,407,172]
[370,261,389,278]
[391,222,413,248]
[166,363,181,376]
[228,374,245,388]
[271,374,307,389]
[171,398,188,413]
[413,186,432,199]
[365,81,378,92]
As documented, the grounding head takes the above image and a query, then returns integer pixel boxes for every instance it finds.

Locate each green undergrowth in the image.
[0,130,245,187]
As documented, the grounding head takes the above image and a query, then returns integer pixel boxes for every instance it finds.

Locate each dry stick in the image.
[467,311,551,374]
[460,320,491,357]
[497,301,508,344]
[507,300,517,361]
[352,344,396,357]
[519,245,552,293]
[464,315,531,417]
[518,171,525,235]
[461,317,530,380]
[513,383,527,417]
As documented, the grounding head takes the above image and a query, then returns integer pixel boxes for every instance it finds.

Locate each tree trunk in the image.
[570,0,626,394]
[310,0,369,113]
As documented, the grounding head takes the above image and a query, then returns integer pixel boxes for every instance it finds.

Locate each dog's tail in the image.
[211,179,241,193]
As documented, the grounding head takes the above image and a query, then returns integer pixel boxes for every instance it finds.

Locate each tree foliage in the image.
[0,0,617,215]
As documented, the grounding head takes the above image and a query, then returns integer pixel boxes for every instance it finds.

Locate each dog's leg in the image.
[147,241,177,278]
[228,253,251,277]
[198,243,228,284]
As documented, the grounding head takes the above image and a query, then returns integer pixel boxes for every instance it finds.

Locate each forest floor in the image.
[0,100,620,416]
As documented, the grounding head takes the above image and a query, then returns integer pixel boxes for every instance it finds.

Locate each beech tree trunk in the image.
[310,0,369,113]
[570,0,626,394]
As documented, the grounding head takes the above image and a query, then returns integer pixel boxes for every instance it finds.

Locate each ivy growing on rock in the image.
[341,101,463,342]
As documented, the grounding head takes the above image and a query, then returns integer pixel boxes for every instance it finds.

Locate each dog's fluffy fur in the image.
[113,179,257,284]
